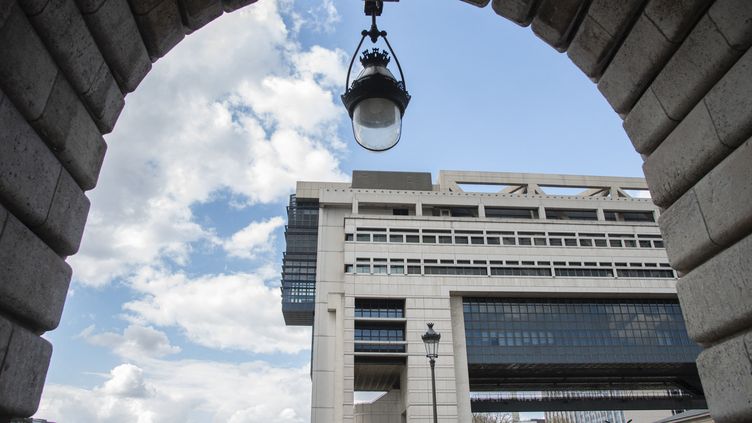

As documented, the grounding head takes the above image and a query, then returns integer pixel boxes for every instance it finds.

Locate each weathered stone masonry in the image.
[0,0,750,420]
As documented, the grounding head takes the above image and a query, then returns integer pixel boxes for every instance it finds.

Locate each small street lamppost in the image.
[422,322,441,423]
[341,0,410,152]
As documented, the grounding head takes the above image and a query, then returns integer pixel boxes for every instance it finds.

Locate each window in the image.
[534,237,547,246]
[455,236,469,244]
[617,269,675,278]
[373,234,387,242]
[356,264,370,273]
[389,234,403,243]
[654,240,665,248]
[519,237,532,246]
[355,299,404,318]
[555,268,613,277]
[345,233,354,241]
[422,235,436,243]
[487,237,500,245]
[439,235,452,244]
[345,264,354,273]
[373,265,387,274]
[405,235,419,243]
[471,236,485,245]
[407,266,421,275]
[486,207,538,219]
[549,238,562,246]
[639,240,652,248]
[594,239,608,247]
[564,238,577,246]
[546,209,598,220]
[624,239,637,248]
[503,237,516,245]
[356,233,370,242]
[579,239,592,247]
[392,208,409,216]
[609,239,623,247]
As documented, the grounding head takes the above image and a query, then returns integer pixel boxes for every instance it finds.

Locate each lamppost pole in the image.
[429,356,438,423]
[422,322,441,423]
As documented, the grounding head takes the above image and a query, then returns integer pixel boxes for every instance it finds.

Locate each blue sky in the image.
[37,0,643,421]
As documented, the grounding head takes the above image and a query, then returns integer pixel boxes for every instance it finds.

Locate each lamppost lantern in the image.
[342,0,410,152]
[422,322,441,358]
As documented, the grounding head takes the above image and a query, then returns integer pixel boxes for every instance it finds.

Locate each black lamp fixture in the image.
[341,0,410,152]
[421,322,441,423]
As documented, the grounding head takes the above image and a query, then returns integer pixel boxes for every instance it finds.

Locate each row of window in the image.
[346,262,675,279]
[348,229,664,249]
[465,329,694,347]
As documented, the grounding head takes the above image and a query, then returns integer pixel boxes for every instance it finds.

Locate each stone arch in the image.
[0,0,750,420]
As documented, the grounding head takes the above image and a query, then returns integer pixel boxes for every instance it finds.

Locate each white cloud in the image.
[70,0,347,287]
[123,267,310,354]
[37,360,310,423]
[100,364,152,398]
[81,324,182,359]
[222,216,285,259]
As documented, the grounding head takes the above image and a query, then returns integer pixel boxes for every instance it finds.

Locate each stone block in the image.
[0,2,57,120]
[221,0,255,13]
[21,0,125,133]
[643,101,731,208]
[678,232,752,345]
[652,15,742,121]
[643,0,710,43]
[566,0,644,79]
[624,10,746,155]
[697,329,752,422]
[623,87,677,154]
[0,318,52,417]
[459,0,489,7]
[695,137,752,247]
[708,0,752,50]
[531,0,589,52]
[0,207,72,331]
[82,60,124,133]
[0,91,61,227]
[491,0,537,27]
[31,72,107,191]
[129,0,185,60]
[178,0,222,30]
[704,48,752,150]
[657,188,717,272]
[597,14,674,114]
[35,170,90,256]
[78,0,152,93]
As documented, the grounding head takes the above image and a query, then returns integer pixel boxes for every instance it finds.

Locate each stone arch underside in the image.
[0,0,750,420]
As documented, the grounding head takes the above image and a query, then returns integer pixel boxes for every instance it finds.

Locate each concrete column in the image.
[478,203,485,218]
[449,296,472,423]
[596,208,606,221]
[416,201,423,216]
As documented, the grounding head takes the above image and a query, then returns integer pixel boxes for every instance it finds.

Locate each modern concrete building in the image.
[281,170,705,423]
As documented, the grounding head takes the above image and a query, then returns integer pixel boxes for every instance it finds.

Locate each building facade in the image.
[281,170,702,423]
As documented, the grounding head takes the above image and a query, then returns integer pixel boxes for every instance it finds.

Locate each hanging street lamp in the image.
[421,322,441,423]
[342,0,410,152]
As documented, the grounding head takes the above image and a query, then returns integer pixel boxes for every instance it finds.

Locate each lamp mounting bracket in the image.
[364,0,399,17]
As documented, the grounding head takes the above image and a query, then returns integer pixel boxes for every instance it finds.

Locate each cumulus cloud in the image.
[222,216,285,259]
[123,267,310,354]
[81,324,181,359]
[71,0,347,286]
[100,364,152,398]
[37,360,310,423]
